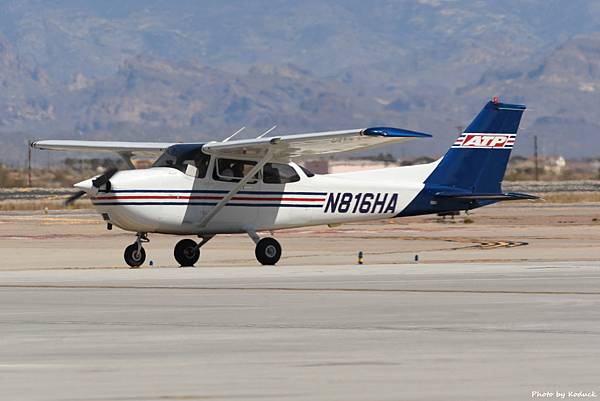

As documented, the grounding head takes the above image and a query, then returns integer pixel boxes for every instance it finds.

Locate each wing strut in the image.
[198,148,274,228]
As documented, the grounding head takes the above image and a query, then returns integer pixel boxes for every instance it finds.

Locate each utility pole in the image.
[27,140,32,187]
[533,135,539,181]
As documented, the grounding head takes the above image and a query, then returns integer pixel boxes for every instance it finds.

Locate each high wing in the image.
[30,140,173,157]
[201,127,431,161]
[31,126,431,162]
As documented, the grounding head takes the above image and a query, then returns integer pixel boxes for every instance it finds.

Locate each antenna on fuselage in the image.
[256,125,277,139]
[223,126,246,142]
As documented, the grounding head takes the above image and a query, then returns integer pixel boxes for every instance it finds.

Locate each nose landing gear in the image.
[124,233,149,268]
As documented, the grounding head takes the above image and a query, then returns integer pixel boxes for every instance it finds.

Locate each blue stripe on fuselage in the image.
[92,202,323,208]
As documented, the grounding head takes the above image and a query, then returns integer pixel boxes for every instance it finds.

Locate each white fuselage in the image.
[87,160,439,235]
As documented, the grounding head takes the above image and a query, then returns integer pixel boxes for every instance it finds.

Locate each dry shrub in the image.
[535,192,600,203]
[0,165,26,187]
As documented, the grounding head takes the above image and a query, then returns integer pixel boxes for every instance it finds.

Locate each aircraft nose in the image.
[74,178,94,192]
[75,168,120,194]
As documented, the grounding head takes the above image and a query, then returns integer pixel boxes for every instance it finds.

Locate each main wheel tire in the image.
[174,239,200,267]
[124,243,146,268]
[255,237,282,265]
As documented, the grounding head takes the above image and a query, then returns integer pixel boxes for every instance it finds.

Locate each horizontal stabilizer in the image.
[434,192,539,201]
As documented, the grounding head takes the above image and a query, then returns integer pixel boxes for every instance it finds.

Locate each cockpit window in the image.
[213,158,258,183]
[263,163,300,184]
[153,144,210,178]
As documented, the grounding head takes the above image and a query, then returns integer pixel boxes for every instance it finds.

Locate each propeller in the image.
[91,168,118,190]
[64,168,118,206]
[65,190,87,206]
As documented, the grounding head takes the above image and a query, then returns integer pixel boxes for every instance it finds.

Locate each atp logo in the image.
[452,133,515,149]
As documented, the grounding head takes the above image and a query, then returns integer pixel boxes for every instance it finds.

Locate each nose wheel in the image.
[255,237,282,265]
[124,233,149,268]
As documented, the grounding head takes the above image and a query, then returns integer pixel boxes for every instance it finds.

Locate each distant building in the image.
[544,156,566,175]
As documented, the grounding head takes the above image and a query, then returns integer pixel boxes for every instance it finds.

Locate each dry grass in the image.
[0,199,92,211]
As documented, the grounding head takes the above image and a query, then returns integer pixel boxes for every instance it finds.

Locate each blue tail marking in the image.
[399,99,527,217]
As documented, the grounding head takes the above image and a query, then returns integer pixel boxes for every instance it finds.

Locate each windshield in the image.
[153,144,210,177]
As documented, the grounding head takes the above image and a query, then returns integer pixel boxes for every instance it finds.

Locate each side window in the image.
[213,158,258,183]
[263,163,300,184]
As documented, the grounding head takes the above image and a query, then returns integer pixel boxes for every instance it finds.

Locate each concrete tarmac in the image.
[1,263,599,401]
[1,203,600,400]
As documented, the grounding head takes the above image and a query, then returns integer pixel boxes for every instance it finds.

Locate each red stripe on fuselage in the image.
[93,195,325,202]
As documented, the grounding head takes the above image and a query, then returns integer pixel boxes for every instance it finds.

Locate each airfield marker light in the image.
[358,251,364,265]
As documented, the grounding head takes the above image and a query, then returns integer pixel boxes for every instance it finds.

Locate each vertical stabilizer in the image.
[424,99,526,193]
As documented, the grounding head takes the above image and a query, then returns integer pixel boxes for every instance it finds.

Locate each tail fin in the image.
[397,99,533,217]
[425,99,526,193]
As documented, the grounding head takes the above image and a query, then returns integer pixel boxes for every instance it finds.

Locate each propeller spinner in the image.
[65,168,118,206]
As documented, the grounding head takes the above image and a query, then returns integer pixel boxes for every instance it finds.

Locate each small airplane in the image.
[32,98,535,267]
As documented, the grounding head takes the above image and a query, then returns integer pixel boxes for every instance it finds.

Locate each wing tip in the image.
[363,127,432,138]
[30,140,46,149]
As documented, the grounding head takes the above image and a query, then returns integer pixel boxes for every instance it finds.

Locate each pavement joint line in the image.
[0,284,599,295]
[1,320,599,336]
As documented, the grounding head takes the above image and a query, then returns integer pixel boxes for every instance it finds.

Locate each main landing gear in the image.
[174,239,199,267]
[174,235,213,267]
[248,231,282,265]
